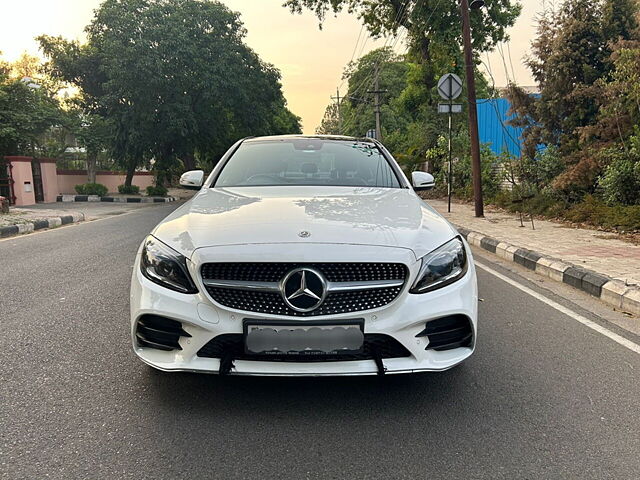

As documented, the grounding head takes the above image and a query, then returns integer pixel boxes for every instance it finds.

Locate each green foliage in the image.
[492,189,566,218]
[452,146,504,200]
[507,0,640,203]
[563,195,640,231]
[598,140,640,205]
[509,145,566,191]
[0,69,65,156]
[118,184,140,195]
[493,191,640,232]
[602,0,640,41]
[75,183,108,196]
[146,185,168,197]
[39,0,301,184]
[284,0,520,75]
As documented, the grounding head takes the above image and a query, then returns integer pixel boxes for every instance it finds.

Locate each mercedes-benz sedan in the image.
[130,135,477,376]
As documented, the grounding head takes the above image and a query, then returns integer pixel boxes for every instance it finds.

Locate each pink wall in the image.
[56,170,155,195]
[40,160,58,203]
[7,157,36,207]
[4,156,156,206]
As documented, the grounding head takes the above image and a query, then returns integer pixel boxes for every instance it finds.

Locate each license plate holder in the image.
[243,319,365,356]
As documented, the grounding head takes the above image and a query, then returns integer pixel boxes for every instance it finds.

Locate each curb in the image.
[56,195,176,203]
[0,213,85,239]
[457,227,640,317]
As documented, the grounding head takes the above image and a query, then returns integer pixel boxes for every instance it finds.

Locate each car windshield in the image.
[214,138,402,188]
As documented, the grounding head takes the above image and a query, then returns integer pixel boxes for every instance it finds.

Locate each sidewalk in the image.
[429,199,640,286]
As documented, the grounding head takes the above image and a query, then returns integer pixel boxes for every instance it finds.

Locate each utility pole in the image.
[368,70,387,142]
[460,0,484,217]
[331,88,342,135]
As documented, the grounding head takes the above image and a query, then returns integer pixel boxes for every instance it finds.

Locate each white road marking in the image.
[475,260,640,355]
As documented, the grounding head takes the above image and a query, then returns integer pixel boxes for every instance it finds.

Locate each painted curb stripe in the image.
[456,226,640,316]
[0,214,85,239]
[58,195,175,203]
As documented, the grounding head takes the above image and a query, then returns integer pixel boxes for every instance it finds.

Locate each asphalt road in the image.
[1,204,639,479]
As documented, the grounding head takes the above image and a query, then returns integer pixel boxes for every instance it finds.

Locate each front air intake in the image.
[416,315,473,351]
[136,315,191,351]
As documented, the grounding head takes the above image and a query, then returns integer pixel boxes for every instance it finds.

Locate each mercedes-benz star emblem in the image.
[298,231,311,238]
[281,267,327,312]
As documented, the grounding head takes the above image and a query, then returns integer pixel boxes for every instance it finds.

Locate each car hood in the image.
[153,186,458,259]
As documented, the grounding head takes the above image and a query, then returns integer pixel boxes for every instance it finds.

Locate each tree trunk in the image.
[125,159,136,187]
[182,152,196,171]
[86,152,97,184]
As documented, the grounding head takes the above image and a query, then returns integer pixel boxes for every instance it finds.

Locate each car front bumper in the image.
[130,242,478,376]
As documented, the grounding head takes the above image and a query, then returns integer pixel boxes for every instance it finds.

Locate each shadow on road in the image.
[144,366,470,415]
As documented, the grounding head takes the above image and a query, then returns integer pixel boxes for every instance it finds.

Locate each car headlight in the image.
[140,236,198,294]
[410,237,468,294]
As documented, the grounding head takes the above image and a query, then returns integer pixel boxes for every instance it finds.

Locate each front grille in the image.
[416,315,473,351]
[201,263,406,283]
[136,315,191,351]
[201,263,407,316]
[197,333,412,362]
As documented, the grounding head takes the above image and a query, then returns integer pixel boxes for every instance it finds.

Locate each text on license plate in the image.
[244,323,364,355]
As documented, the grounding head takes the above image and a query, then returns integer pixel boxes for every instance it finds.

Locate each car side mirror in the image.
[411,171,435,191]
[179,170,204,190]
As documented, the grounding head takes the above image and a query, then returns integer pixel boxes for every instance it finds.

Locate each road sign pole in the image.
[448,99,453,213]
[436,73,463,213]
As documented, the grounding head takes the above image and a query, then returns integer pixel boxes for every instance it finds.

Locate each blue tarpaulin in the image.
[476,98,524,158]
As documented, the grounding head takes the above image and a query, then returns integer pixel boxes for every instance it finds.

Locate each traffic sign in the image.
[438,103,463,114]
[437,73,463,101]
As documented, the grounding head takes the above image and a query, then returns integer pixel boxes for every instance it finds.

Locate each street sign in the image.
[437,73,463,101]
[438,103,463,114]
[366,129,377,139]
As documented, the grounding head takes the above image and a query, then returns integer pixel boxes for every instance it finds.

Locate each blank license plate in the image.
[244,321,364,356]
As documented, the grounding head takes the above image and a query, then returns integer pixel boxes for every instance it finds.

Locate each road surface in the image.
[1,204,639,479]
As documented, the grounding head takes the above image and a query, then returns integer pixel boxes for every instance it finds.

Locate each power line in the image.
[329,0,441,136]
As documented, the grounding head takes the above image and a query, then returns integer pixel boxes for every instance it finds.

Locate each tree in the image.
[0,68,64,157]
[602,0,640,41]
[41,0,300,185]
[285,0,520,89]
[316,103,341,135]
[508,0,640,198]
[75,114,114,183]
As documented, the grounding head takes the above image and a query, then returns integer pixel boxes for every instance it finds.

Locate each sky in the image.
[0,0,539,134]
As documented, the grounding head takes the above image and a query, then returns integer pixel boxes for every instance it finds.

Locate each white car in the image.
[130,135,477,376]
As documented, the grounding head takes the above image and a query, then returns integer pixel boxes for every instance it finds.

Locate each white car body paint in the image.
[130,136,478,375]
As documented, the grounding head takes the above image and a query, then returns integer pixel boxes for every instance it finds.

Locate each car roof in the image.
[243,134,375,144]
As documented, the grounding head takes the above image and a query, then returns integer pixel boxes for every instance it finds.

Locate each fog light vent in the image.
[416,315,473,351]
[136,315,191,351]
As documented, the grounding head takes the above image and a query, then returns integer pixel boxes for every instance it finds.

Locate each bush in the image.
[492,192,640,232]
[74,183,108,196]
[146,185,168,197]
[563,195,640,231]
[518,145,566,190]
[598,155,640,206]
[446,146,503,200]
[118,184,140,195]
[492,189,566,218]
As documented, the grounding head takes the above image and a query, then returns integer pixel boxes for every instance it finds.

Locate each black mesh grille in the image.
[201,262,406,283]
[201,262,407,316]
[197,333,412,361]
